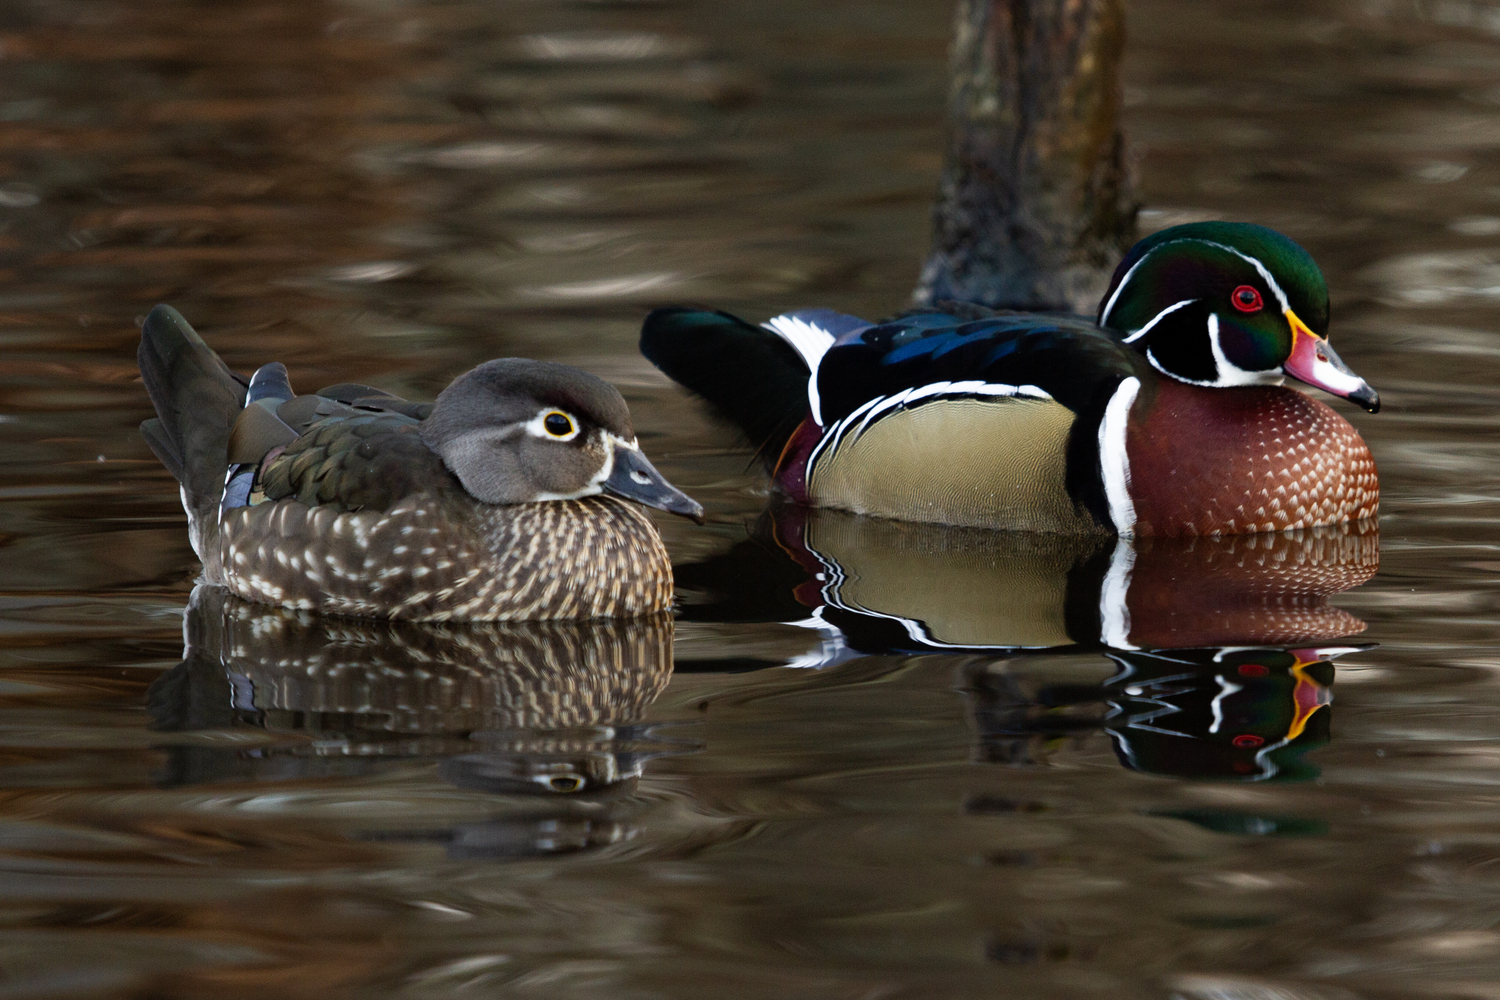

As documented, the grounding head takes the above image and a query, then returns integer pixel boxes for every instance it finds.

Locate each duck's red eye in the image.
[1231,285,1263,313]
[1232,734,1266,749]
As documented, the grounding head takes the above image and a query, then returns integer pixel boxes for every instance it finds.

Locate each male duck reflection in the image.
[644,223,1380,536]
[138,305,703,621]
[676,508,1379,660]
[967,644,1352,783]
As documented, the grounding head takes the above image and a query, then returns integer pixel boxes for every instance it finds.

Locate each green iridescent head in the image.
[1097,222,1378,412]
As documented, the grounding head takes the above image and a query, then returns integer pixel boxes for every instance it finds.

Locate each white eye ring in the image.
[527,408,580,441]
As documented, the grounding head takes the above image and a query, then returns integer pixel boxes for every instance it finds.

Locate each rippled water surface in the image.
[4,0,1500,997]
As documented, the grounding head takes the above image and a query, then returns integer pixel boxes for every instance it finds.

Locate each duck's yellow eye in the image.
[542,411,576,438]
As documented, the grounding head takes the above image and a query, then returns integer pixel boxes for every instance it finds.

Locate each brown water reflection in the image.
[1,0,1500,996]
[680,508,1378,653]
[149,586,677,793]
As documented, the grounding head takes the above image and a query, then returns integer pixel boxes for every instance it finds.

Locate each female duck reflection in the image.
[676,508,1379,781]
[147,586,686,803]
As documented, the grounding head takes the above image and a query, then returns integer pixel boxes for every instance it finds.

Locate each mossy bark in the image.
[916,0,1139,314]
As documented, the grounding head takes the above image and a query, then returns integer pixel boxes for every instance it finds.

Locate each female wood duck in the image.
[642,222,1380,537]
[138,305,703,622]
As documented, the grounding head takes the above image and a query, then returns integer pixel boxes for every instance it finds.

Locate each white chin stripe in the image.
[1147,315,1284,389]
[1098,376,1139,537]
[1207,314,1281,387]
[764,315,837,426]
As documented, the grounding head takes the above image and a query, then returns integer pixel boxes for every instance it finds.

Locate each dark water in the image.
[2,0,1500,996]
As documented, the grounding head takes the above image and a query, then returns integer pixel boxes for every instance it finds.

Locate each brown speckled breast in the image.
[218,494,673,622]
[1127,381,1379,537]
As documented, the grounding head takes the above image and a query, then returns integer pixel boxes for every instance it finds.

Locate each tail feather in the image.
[640,307,812,463]
[140,416,185,484]
[137,305,247,575]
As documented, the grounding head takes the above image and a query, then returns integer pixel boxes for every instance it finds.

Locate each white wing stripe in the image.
[764,315,837,426]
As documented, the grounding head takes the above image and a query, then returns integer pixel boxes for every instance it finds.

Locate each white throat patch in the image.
[1148,313,1285,389]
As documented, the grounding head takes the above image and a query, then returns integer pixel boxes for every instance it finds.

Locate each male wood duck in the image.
[642,222,1380,537]
[138,305,703,621]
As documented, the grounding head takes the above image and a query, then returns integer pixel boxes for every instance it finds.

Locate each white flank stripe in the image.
[903,380,957,403]
[805,381,1055,478]
[1099,536,1137,650]
[1098,376,1140,537]
[1122,298,1196,344]
[764,315,837,425]
[852,387,916,439]
[806,394,883,472]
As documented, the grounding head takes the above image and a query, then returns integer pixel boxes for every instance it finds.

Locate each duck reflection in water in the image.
[677,506,1378,782]
[147,585,689,858]
[971,645,1350,783]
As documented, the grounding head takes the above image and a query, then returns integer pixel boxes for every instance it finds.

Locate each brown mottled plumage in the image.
[221,494,672,621]
[138,305,702,622]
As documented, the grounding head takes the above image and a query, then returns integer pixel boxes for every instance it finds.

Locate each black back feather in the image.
[640,307,811,463]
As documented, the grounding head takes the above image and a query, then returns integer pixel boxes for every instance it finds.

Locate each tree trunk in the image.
[915,0,1139,314]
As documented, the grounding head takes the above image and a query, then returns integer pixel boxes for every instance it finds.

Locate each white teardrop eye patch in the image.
[527,408,580,441]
